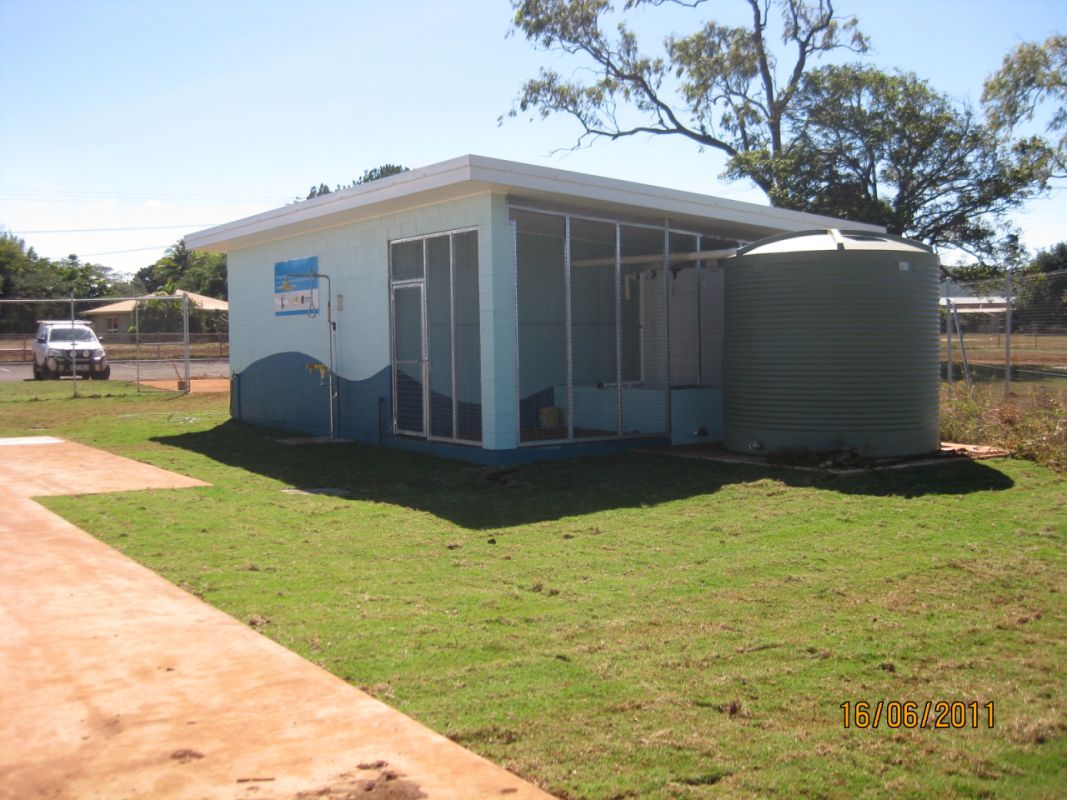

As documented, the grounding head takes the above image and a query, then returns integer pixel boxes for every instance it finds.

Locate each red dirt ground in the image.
[141,377,230,393]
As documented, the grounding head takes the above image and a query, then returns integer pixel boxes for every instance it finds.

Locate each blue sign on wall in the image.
[274,256,319,316]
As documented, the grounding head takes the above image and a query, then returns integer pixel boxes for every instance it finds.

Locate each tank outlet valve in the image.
[748,439,764,451]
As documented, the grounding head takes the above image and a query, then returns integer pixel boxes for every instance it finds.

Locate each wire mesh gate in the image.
[389,229,482,443]
[511,205,737,446]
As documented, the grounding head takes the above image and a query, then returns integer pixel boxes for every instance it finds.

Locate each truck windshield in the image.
[49,328,96,342]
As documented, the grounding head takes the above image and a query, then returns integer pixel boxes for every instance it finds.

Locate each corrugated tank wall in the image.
[723,230,941,458]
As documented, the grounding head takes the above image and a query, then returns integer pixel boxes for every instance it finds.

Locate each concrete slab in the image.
[0,438,552,800]
[641,441,1010,475]
[0,435,65,446]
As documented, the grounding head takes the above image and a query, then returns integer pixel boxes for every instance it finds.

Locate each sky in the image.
[0,0,1064,276]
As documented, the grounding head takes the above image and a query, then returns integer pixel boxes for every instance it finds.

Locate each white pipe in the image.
[570,248,738,268]
[311,271,336,438]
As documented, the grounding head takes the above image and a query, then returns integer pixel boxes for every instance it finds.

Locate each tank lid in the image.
[735,228,935,257]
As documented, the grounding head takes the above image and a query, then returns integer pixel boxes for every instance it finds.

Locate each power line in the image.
[0,188,288,205]
[12,224,217,234]
[78,245,173,257]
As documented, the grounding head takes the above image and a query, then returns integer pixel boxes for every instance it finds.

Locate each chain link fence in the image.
[942,268,1067,401]
[0,295,229,397]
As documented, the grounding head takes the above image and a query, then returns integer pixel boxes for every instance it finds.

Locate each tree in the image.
[506,1,1050,259]
[1012,241,1067,333]
[761,65,1048,258]
[0,234,132,332]
[303,164,410,200]
[983,35,1066,179]
[136,238,227,298]
[0,233,33,300]
[506,0,868,204]
[135,293,209,334]
[356,164,408,184]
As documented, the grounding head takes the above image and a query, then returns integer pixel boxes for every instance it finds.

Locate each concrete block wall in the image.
[227,192,519,451]
[479,195,517,451]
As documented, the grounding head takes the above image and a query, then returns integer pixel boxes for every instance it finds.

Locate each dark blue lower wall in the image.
[232,352,668,464]
[232,351,332,436]
[232,351,391,444]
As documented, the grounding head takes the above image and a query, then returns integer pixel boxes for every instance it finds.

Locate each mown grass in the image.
[3,384,1066,798]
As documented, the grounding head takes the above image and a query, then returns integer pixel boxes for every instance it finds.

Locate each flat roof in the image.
[186,154,885,253]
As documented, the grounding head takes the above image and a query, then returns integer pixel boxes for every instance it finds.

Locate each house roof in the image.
[185,154,885,254]
[84,290,228,316]
[940,296,1007,313]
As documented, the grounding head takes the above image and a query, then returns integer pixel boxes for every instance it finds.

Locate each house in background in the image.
[84,290,228,337]
[939,279,1008,332]
[187,155,884,465]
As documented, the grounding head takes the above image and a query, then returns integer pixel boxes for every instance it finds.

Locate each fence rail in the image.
[0,333,229,363]
[942,268,1067,400]
[0,295,229,395]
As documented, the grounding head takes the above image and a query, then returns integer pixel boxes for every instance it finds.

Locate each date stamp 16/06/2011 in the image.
[841,701,995,730]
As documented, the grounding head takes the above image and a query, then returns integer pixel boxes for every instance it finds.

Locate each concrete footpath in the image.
[0,437,552,800]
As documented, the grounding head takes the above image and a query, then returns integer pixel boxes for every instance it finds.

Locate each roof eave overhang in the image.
[185,154,885,253]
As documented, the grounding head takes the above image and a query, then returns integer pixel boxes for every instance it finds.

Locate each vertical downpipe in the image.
[615,224,622,435]
[662,219,671,439]
[564,217,574,440]
[311,270,336,439]
[696,236,703,386]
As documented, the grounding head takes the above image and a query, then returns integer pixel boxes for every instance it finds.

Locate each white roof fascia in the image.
[186,154,885,253]
[465,155,884,237]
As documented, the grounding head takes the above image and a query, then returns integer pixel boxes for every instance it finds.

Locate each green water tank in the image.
[723,229,941,458]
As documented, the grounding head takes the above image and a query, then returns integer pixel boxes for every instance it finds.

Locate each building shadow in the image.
[154,421,1015,530]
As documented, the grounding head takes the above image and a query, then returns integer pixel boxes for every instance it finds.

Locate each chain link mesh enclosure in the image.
[0,295,228,396]
[389,229,482,443]
[942,268,1067,400]
[512,206,733,446]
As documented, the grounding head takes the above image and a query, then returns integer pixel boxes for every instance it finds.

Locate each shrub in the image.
[941,384,1067,471]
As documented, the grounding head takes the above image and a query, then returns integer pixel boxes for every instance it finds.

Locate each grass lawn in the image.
[4,383,1066,798]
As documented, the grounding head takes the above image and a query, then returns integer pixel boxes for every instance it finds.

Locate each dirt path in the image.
[0,437,551,800]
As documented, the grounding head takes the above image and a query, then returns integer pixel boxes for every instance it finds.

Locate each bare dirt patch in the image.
[141,377,230,393]
[293,765,426,800]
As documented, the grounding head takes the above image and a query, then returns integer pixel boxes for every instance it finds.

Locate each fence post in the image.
[945,285,954,386]
[1004,270,1012,400]
[135,301,141,392]
[950,302,974,393]
[70,296,77,399]
[182,294,191,391]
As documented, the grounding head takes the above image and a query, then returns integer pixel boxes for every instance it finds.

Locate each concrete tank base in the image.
[723,424,941,459]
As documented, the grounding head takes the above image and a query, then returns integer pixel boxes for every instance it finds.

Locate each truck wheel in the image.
[33,363,44,380]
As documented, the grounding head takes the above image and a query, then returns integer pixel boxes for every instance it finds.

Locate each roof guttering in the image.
[186,154,885,253]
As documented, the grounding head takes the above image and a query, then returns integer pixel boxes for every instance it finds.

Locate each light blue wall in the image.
[561,385,668,435]
[671,387,724,444]
[479,195,517,450]
[226,193,723,458]
[227,192,518,450]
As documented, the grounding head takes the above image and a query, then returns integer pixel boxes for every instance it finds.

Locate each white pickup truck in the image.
[32,320,111,380]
